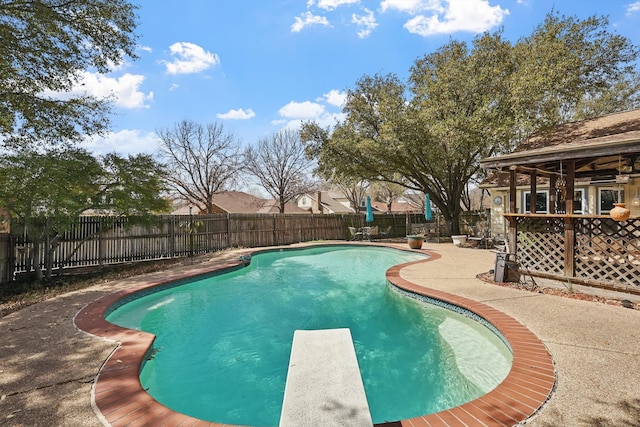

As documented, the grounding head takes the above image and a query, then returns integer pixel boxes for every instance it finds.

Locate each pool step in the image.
[279,328,374,427]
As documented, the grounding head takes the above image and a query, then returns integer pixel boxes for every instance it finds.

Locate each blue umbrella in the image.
[425,193,432,221]
[365,196,374,222]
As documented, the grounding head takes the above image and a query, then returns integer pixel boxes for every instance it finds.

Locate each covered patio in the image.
[480,109,640,293]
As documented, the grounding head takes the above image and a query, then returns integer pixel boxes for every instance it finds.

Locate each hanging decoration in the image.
[556,161,566,202]
[610,203,631,221]
[632,186,640,209]
[610,155,631,221]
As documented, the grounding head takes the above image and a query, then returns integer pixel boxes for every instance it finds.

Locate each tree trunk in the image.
[450,211,461,235]
[31,239,43,280]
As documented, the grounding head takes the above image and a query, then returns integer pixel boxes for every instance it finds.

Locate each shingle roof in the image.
[518,108,640,152]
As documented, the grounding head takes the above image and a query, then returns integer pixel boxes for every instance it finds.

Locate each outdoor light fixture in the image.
[632,186,640,209]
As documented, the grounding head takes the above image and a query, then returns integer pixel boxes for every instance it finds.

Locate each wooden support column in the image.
[564,160,575,278]
[549,175,557,214]
[509,168,517,255]
[530,170,537,213]
[565,160,575,215]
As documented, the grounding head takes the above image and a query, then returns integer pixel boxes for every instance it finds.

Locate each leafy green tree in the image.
[156,120,242,214]
[0,0,139,147]
[243,129,316,213]
[509,13,639,135]
[302,12,639,235]
[0,147,169,279]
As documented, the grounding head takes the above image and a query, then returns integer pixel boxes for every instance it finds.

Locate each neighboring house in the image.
[297,190,425,215]
[255,199,308,214]
[370,199,421,214]
[479,108,640,292]
[297,191,357,214]
[172,191,308,215]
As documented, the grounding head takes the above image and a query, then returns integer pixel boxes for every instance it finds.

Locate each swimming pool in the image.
[106,245,512,426]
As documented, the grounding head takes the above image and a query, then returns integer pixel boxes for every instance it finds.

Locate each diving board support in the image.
[279,328,373,427]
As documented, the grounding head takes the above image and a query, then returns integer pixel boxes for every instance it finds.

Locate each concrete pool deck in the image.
[1,242,639,426]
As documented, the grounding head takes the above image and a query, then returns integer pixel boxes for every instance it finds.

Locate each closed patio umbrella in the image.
[365,196,374,222]
[425,193,432,221]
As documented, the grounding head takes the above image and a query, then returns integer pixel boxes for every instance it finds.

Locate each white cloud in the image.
[291,11,331,32]
[380,0,444,14]
[82,130,161,157]
[627,1,640,15]
[321,89,347,107]
[87,73,152,109]
[217,108,256,120]
[403,0,508,36]
[274,97,345,132]
[279,100,326,119]
[316,0,360,10]
[138,45,153,53]
[44,71,152,109]
[169,83,179,92]
[162,42,220,75]
[352,8,378,38]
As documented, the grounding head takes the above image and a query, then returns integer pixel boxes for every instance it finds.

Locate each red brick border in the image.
[75,244,555,427]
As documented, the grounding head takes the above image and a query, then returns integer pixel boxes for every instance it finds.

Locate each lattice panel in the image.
[516,217,565,276]
[575,218,640,288]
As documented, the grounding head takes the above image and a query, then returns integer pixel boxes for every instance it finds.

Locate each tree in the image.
[509,13,639,135]
[0,147,169,279]
[370,180,406,213]
[332,176,369,214]
[0,0,139,147]
[243,129,316,213]
[156,120,241,213]
[302,12,640,234]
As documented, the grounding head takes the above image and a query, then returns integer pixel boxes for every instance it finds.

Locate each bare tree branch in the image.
[156,120,241,213]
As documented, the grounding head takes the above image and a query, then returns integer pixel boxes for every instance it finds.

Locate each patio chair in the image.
[348,227,363,241]
[379,226,392,238]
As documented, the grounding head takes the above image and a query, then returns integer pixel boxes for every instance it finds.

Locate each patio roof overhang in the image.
[480,133,640,179]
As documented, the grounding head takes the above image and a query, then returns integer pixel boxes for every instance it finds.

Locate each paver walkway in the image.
[1,243,639,426]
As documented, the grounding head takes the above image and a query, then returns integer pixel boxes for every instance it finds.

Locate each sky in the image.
[79,0,640,157]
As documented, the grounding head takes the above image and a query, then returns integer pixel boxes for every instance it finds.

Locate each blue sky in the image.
[79,0,640,156]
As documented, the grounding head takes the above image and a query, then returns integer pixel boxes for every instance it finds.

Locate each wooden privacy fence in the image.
[9,213,428,278]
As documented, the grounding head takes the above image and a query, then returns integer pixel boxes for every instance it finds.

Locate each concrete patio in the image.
[1,243,639,426]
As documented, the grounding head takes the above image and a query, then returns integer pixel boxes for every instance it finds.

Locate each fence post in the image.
[0,233,10,284]
[226,213,231,248]
[98,216,104,269]
[169,215,175,258]
[273,214,278,246]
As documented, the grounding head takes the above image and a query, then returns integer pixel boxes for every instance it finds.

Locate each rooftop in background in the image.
[172,191,307,215]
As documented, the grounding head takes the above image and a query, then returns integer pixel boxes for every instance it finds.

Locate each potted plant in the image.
[407,234,425,249]
[451,235,467,247]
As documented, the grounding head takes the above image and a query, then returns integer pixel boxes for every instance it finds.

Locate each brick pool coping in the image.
[74,243,555,427]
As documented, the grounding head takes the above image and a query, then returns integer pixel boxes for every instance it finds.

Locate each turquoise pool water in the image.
[106,245,512,426]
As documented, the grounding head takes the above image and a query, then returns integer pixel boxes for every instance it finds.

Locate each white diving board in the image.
[279,328,374,427]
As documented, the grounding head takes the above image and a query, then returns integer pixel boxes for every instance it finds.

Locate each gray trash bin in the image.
[494,252,518,282]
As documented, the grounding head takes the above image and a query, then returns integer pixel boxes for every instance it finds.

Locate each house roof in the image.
[480,109,640,179]
[257,199,308,214]
[371,200,420,213]
[315,191,355,214]
[172,191,309,215]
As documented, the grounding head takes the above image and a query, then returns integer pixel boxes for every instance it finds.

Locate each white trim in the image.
[522,190,549,214]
